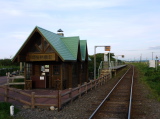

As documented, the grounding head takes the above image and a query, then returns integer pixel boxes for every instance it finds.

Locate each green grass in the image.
[133,62,160,101]
[0,102,19,119]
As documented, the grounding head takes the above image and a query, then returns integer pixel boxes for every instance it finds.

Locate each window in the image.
[25,63,32,80]
[53,65,60,75]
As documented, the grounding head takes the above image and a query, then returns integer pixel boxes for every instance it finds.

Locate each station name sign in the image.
[26,53,55,61]
[105,46,111,51]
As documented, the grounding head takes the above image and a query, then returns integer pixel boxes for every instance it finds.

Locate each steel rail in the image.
[88,66,132,119]
[128,65,134,119]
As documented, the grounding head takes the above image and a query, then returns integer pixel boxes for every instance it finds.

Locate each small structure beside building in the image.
[12,26,90,90]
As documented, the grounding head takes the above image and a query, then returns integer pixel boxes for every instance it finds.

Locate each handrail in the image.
[98,61,103,77]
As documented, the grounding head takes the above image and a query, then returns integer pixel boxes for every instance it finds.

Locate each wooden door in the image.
[51,65,61,89]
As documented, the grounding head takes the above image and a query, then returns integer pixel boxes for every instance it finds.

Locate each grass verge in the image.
[133,62,160,101]
[0,102,19,119]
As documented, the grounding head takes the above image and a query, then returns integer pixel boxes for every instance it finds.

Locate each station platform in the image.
[110,64,127,70]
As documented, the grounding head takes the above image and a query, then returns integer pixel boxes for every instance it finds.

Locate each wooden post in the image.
[97,78,99,86]
[102,76,106,84]
[58,90,62,111]
[4,85,8,102]
[100,78,102,85]
[94,80,96,89]
[31,92,35,108]
[85,82,87,93]
[69,88,73,103]
[102,77,104,84]
[78,84,81,98]
[90,80,93,90]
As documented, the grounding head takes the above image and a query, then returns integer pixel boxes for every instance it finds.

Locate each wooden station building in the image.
[12,26,90,90]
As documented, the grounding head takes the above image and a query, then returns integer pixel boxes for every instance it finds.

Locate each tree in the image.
[0,59,19,66]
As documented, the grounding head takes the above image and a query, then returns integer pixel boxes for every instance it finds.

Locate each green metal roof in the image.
[80,40,87,61]
[13,26,90,62]
[60,36,79,60]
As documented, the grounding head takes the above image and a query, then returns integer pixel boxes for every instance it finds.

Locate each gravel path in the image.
[13,67,160,119]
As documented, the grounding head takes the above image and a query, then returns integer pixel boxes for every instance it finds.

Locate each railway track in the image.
[89,65,134,119]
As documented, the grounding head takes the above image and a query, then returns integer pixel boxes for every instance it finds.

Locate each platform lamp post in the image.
[94,46,111,80]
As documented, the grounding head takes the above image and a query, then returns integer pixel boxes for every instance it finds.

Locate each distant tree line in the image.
[0,59,19,66]
[0,59,19,76]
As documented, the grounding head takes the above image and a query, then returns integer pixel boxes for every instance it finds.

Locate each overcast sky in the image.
[0,0,160,61]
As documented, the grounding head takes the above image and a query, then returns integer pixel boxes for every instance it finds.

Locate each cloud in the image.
[0,0,128,13]
[148,46,160,50]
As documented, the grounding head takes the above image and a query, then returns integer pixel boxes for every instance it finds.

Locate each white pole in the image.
[10,105,14,116]
[94,46,97,79]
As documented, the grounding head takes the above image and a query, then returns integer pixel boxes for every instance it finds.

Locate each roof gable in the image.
[60,36,79,60]
[80,40,87,61]
[80,40,91,61]
[36,26,75,61]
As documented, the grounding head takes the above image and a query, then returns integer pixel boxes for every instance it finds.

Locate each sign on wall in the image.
[26,53,55,61]
[40,76,45,80]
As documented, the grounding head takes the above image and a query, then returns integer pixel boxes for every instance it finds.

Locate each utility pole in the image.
[152,52,154,60]
[156,56,158,71]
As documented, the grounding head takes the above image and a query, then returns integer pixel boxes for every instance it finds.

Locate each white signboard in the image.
[40,76,45,80]
[149,60,155,68]
[45,69,49,72]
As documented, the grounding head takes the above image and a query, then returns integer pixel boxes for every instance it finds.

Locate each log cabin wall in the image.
[81,62,89,83]
[78,62,82,85]
[61,63,67,89]
[68,63,73,88]
[24,61,88,90]
[72,62,78,88]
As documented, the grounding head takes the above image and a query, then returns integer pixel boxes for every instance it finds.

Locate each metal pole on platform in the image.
[94,46,97,80]
[108,51,112,78]
[94,45,111,80]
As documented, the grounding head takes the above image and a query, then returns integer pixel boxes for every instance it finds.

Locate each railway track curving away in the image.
[89,65,134,119]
